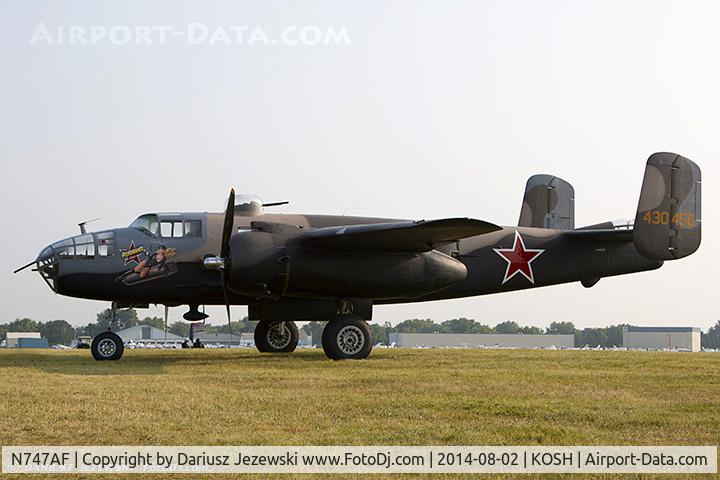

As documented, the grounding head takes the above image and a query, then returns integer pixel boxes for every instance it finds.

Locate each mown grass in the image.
[0,348,718,479]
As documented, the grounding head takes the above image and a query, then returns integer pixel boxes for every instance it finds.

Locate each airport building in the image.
[5,332,48,348]
[194,332,245,346]
[623,326,701,352]
[193,331,314,347]
[116,325,185,346]
[388,333,574,349]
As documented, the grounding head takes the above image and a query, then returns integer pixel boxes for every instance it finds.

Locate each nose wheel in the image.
[91,331,124,361]
[322,315,373,360]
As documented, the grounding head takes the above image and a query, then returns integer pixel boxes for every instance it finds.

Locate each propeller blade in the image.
[219,188,235,345]
[13,260,36,274]
[221,188,235,260]
[219,268,232,344]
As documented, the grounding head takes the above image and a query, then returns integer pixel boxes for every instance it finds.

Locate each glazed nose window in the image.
[74,234,95,259]
[52,238,74,258]
[37,246,55,263]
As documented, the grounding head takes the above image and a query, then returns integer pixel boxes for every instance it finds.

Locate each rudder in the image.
[634,152,701,260]
[518,175,575,230]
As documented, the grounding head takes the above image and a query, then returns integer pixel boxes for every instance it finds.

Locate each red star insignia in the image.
[120,241,145,266]
[493,231,545,285]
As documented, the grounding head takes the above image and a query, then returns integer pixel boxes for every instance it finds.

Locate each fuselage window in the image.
[96,232,116,257]
[160,221,184,238]
[184,220,202,238]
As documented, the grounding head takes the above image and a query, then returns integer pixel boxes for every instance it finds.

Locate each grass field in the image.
[0,348,718,479]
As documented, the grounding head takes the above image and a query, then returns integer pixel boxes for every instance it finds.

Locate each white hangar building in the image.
[116,325,185,346]
[623,326,701,352]
[388,333,574,349]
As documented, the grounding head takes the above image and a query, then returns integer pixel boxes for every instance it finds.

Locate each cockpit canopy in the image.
[129,214,158,236]
[129,214,203,238]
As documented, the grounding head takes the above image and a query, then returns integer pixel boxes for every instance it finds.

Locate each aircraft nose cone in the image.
[35,245,59,283]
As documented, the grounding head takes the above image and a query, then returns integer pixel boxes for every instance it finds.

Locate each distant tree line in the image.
[703,321,720,349]
[3,309,720,349]
[0,318,76,346]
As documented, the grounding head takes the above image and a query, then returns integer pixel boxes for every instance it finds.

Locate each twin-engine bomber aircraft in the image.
[15,152,701,360]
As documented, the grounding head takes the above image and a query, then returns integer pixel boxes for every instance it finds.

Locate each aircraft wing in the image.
[299,218,502,252]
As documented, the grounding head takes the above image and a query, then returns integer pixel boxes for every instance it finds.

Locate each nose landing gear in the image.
[91,301,126,361]
[91,331,124,361]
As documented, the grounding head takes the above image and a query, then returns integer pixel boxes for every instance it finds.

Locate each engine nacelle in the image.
[227,230,287,296]
[284,247,467,300]
[225,225,468,300]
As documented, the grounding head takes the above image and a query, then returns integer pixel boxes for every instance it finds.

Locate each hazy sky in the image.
[1,0,717,330]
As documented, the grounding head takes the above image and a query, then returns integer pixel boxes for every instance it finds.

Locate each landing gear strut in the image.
[322,314,373,360]
[255,320,299,353]
[91,301,125,361]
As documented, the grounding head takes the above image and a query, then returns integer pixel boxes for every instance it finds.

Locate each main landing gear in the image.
[254,314,373,360]
[255,321,299,353]
[322,314,372,360]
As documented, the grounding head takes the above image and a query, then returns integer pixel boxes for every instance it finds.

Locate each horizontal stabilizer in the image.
[299,218,502,252]
[634,152,701,260]
[518,175,575,230]
[564,228,634,242]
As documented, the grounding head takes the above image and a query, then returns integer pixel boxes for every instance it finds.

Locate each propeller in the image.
[200,188,236,344]
[220,189,235,342]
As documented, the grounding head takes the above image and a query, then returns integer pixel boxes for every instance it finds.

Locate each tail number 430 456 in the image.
[642,210,696,227]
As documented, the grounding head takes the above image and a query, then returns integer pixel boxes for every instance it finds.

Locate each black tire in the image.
[254,320,299,353]
[322,315,373,360]
[91,332,124,361]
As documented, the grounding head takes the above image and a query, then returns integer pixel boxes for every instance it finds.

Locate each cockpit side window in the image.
[184,220,202,238]
[130,214,158,236]
[160,221,184,238]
